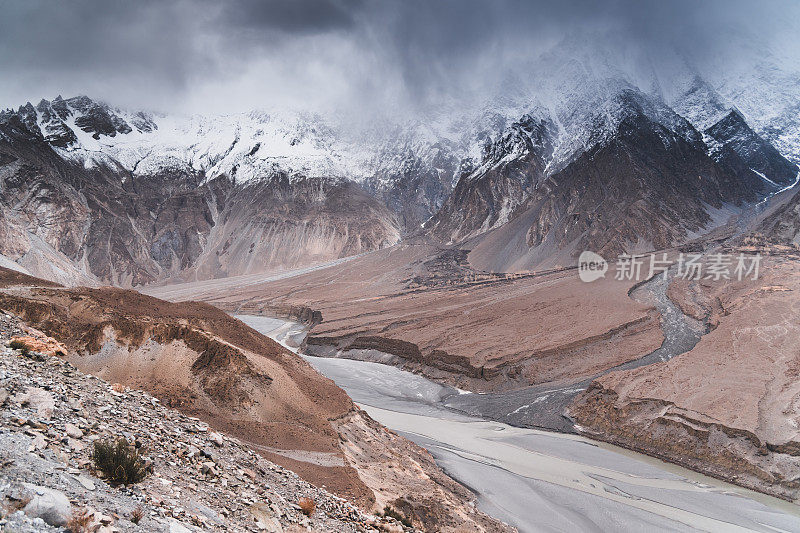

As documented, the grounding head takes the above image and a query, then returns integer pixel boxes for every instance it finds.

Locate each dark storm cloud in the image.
[0,0,212,109]
[218,0,363,34]
[0,0,797,114]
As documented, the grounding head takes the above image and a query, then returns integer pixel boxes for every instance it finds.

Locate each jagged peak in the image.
[65,94,98,108]
[706,107,758,135]
[718,107,747,124]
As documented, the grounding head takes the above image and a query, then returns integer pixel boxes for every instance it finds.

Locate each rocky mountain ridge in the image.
[0,111,401,286]
[1,61,798,286]
[436,87,797,272]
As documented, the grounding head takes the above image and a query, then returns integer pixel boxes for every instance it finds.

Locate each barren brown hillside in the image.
[146,241,664,393]
[0,266,510,532]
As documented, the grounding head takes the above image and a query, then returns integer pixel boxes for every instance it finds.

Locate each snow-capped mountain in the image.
[5,96,372,182]
[0,100,404,286]
[3,94,507,234]
[421,31,800,267]
[1,30,799,284]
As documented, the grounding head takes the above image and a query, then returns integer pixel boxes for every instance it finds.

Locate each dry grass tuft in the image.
[67,507,93,533]
[8,339,30,355]
[382,505,413,527]
[130,505,145,524]
[298,496,316,517]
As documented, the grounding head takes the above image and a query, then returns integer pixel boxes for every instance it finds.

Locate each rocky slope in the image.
[755,185,800,246]
[0,313,402,532]
[0,267,509,532]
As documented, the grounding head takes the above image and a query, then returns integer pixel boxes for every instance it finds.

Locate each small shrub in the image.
[130,506,144,524]
[298,497,316,517]
[92,437,148,485]
[9,339,29,355]
[67,507,92,533]
[382,505,413,528]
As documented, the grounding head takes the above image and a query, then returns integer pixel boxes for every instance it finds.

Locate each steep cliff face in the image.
[453,90,767,272]
[187,176,400,281]
[704,109,798,187]
[0,108,401,286]
[428,115,556,244]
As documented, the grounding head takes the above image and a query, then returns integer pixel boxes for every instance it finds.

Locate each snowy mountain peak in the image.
[2,72,797,204]
[669,75,732,132]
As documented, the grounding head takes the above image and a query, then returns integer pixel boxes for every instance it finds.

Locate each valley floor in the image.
[245,315,800,533]
[140,186,800,530]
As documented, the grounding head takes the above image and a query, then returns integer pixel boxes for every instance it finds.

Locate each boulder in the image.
[208,432,224,447]
[23,485,72,527]
[15,387,55,419]
[65,422,83,439]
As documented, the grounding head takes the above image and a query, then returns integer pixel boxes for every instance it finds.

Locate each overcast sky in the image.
[1,0,798,116]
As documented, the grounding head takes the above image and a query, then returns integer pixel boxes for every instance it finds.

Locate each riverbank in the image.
[241,314,800,533]
[569,251,800,503]
[238,267,703,436]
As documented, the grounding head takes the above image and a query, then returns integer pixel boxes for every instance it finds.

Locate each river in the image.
[436,272,707,433]
[237,314,800,533]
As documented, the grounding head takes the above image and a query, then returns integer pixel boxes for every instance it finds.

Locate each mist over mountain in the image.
[2,1,799,284]
[2,0,799,120]
[5,3,800,532]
